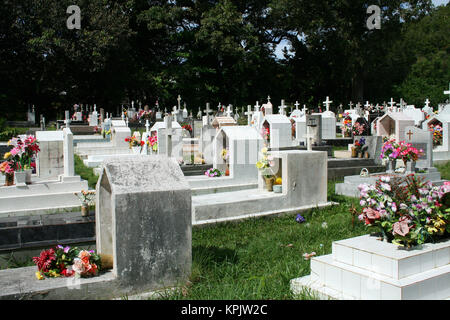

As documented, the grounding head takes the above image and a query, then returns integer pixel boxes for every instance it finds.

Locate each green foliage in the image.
[0,127,29,141]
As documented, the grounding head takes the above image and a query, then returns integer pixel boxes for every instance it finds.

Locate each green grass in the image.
[435,161,450,180]
[159,180,365,300]
[74,154,99,189]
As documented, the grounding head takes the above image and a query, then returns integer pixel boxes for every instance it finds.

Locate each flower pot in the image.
[5,172,14,186]
[14,171,27,186]
[364,151,369,159]
[131,146,141,154]
[358,152,363,158]
[25,168,32,184]
[386,160,396,173]
[264,176,275,192]
[81,203,89,217]
[351,147,358,158]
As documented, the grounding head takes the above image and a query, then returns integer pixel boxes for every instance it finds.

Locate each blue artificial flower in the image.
[295,214,305,223]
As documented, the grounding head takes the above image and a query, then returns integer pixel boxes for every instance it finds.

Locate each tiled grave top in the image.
[220,126,263,140]
[36,131,64,141]
[150,121,181,131]
[263,114,291,124]
[101,155,189,193]
[332,234,450,280]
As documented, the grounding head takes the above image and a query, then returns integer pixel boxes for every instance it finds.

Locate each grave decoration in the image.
[353,137,368,158]
[74,190,96,217]
[380,138,424,173]
[147,135,158,153]
[33,246,102,280]
[4,135,40,185]
[357,175,449,248]
[0,161,15,186]
[124,135,145,154]
[101,128,111,139]
[204,168,223,177]
[428,123,443,147]
[352,121,367,136]
[256,147,276,191]
[342,113,353,137]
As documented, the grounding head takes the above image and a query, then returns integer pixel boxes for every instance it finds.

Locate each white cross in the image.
[425,98,430,108]
[204,102,211,114]
[364,101,370,109]
[64,110,71,128]
[348,101,353,109]
[131,101,134,109]
[267,95,271,103]
[145,120,150,133]
[323,96,332,112]
[245,105,253,124]
[302,105,308,115]
[389,98,396,108]
[294,101,300,110]
[444,83,450,101]
[226,105,232,117]
[121,111,125,121]
[279,99,286,115]
[164,115,174,157]
[177,95,181,110]
[254,101,260,112]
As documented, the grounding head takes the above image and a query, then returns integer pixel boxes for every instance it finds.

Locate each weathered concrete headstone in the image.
[96,155,191,295]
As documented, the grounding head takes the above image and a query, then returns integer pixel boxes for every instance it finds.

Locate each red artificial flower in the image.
[32,248,56,272]
[140,141,145,146]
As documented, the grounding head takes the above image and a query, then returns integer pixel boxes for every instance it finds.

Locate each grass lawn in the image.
[159,181,365,300]
[74,154,99,189]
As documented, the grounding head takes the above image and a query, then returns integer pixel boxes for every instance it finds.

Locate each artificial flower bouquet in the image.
[101,128,111,138]
[4,135,40,171]
[357,175,450,248]
[352,122,366,136]
[125,136,144,148]
[182,124,192,132]
[380,139,423,164]
[261,127,270,142]
[204,168,223,177]
[256,147,276,178]
[354,137,368,154]
[221,148,229,161]
[147,135,158,152]
[428,124,443,146]
[74,190,96,205]
[33,245,102,280]
[342,115,352,137]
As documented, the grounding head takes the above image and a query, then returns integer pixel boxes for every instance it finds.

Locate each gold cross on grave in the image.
[407,129,414,140]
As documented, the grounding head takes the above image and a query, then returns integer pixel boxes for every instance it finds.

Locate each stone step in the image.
[327,158,379,168]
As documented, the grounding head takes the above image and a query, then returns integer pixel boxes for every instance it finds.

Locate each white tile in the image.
[325,264,342,292]
[310,259,325,283]
[433,247,450,268]
[372,254,393,278]
[342,270,361,299]
[354,250,372,271]
[361,275,381,300]
[334,244,353,266]
[380,282,401,300]
[419,277,437,300]
[398,255,421,279]
[420,251,434,273]
[402,284,421,300]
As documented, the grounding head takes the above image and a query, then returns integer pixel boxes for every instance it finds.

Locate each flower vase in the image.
[358,152,363,158]
[386,160,396,173]
[81,203,89,217]
[364,151,369,159]
[5,172,14,186]
[264,176,275,192]
[351,147,358,158]
[405,161,416,174]
[132,146,141,154]
[25,168,32,184]
[14,171,27,186]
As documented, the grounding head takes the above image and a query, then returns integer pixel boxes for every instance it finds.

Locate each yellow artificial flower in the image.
[48,270,60,278]
[274,177,282,185]
[3,152,11,159]
[35,271,44,280]
[261,147,268,154]
[256,161,264,169]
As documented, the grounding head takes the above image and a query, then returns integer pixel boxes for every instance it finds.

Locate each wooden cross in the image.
[406,129,414,140]
[279,99,287,115]
[323,96,332,112]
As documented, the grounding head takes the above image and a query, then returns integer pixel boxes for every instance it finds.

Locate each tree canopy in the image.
[1,0,448,120]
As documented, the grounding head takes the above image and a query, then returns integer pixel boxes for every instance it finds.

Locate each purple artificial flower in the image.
[64,246,70,253]
[295,214,305,223]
